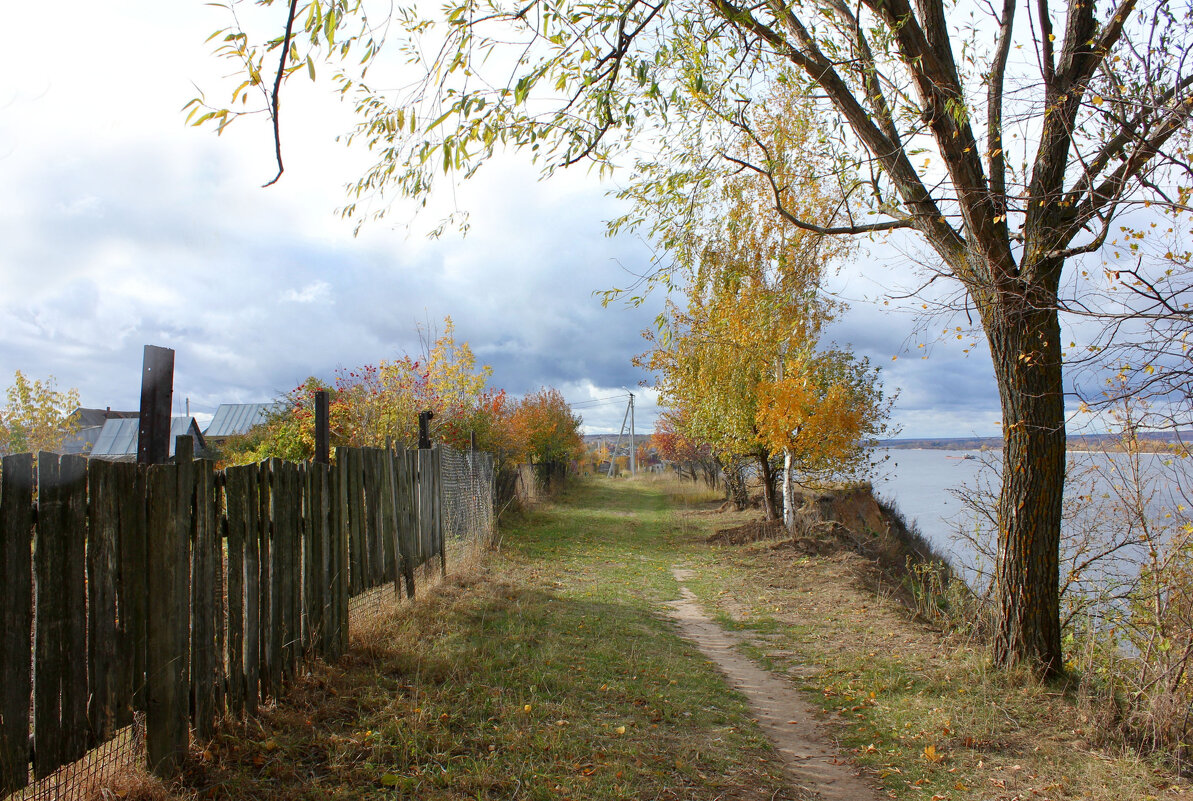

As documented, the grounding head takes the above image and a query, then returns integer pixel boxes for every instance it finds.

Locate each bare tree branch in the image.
[263,0,300,189]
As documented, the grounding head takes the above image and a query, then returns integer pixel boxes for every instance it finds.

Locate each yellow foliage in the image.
[0,371,81,455]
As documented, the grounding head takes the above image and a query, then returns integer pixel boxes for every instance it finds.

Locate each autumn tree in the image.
[199,0,1193,674]
[221,318,506,464]
[755,349,894,478]
[0,371,81,456]
[638,97,874,519]
[651,410,719,487]
[510,387,584,486]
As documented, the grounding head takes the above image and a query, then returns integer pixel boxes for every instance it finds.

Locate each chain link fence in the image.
[438,445,496,551]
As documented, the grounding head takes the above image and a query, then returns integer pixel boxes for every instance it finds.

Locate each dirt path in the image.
[666,568,883,801]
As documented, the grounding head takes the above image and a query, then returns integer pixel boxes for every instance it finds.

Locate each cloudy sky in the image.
[0,1,1026,439]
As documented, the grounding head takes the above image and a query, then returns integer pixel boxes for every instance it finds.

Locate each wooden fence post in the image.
[417,448,434,574]
[315,464,334,658]
[435,445,446,578]
[314,390,330,466]
[418,410,433,449]
[0,454,34,796]
[137,345,174,466]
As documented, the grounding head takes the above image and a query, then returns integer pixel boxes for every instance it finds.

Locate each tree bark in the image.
[757,449,779,521]
[782,449,794,531]
[979,278,1065,676]
[724,460,749,510]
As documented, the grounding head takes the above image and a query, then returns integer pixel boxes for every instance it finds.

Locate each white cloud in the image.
[280,281,333,304]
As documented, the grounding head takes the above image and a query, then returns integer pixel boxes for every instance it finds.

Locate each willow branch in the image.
[263,0,300,188]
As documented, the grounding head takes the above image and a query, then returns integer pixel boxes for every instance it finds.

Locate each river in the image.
[870,447,1189,581]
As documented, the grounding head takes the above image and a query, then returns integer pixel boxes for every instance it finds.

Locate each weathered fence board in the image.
[0,454,34,795]
[0,440,496,791]
[435,447,446,577]
[281,462,300,678]
[34,453,89,779]
[257,459,273,700]
[124,464,149,719]
[418,449,434,566]
[399,450,416,598]
[366,450,383,587]
[333,451,350,657]
[243,465,262,716]
[267,460,285,694]
[87,460,122,745]
[145,460,190,776]
[305,464,326,656]
[191,460,220,740]
[382,449,400,596]
[224,466,248,717]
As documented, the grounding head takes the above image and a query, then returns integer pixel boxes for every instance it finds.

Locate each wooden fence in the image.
[0,439,490,795]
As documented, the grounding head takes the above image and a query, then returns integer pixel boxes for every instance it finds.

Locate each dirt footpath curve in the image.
[665,568,884,801]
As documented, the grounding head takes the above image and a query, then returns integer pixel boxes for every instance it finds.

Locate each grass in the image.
[669,491,1191,801]
[112,473,1190,801]
[143,477,795,801]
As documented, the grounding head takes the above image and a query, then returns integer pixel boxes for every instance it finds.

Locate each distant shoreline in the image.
[878,431,1192,452]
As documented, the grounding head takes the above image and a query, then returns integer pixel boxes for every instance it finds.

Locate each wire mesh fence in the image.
[6,715,145,801]
[438,445,496,550]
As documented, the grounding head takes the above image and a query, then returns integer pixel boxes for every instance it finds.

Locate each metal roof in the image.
[204,403,280,439]
[91,417,206,459]
[69,407,139,429]
[61,426,105,455]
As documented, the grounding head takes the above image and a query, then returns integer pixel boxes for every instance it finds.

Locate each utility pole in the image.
[629,392,636,476]
[608,399,630,478]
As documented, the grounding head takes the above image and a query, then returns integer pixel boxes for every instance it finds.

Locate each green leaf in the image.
[307,55,316,81]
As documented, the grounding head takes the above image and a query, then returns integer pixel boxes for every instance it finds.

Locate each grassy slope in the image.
[138,475,1189,801]
[665,481,1190,801]
[160,478,795,801]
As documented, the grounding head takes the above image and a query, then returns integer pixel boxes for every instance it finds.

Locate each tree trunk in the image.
[757,450,778,521]
[982,286,1065,677]
[782,449,794,531]
[724,460,748,510]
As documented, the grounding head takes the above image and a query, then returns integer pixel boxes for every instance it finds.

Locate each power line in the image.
[568,393,631,408]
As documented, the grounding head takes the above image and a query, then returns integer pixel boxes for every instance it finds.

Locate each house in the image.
[89,416,210,461]
[60,407,139,455]
[203,403,281,446]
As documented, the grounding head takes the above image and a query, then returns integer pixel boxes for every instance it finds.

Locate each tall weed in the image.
[950,401,1193,769]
